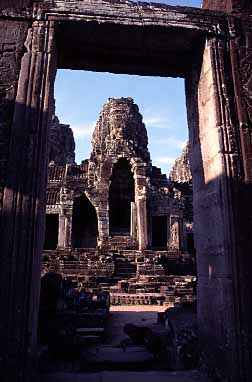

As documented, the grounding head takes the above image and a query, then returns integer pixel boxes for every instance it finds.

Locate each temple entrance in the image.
[72,194,98,248]
[109,158,135,236]
[152,216,167,249]
[44,214,59,250]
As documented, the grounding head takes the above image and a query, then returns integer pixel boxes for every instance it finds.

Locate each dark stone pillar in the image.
[186,37,241,381]
[0,20,57,381]
[0,20,30,217]
[186,21,252,379]
[198,4,252,380]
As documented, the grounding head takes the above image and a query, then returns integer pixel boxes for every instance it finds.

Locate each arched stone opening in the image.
[72,194,98,248]
[109,158,135,236]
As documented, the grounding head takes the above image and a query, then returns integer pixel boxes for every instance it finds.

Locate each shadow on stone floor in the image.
[40,370,206,382]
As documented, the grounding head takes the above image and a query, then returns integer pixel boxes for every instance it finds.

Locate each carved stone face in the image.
[60,187,73,204]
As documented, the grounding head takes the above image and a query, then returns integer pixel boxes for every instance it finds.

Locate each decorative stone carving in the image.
[169,217,180,251]
[60,186,74,207]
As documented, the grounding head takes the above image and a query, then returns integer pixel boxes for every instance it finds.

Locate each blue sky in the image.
[55,0,201,175]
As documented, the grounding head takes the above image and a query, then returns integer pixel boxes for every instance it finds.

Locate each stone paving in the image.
[41,308,205,381]
[41,370,206,382]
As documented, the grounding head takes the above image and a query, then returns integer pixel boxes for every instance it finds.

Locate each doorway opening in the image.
[187,232,195,255]
[43,214,59,250]
[38,1,206,375]
[152,216,168,248]
[109,158,135,236]
[39,68,197,373]
[72,194,98,248]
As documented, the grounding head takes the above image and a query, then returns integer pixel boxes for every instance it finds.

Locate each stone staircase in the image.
[42,248,196,305]
[109,236,138,250]
[113,253,137,279]
[42,249,114,282]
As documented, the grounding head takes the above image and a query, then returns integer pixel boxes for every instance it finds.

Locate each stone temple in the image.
[3,1,252,380]
[43,97,195,305]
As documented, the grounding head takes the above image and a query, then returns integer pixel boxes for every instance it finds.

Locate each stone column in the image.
[58,212,66,248]
[0,21,57,381]
[137,197,148,251]
[65,210,73,248]
[130,202,137,239]
[58,187,73,249]
[134,161,148,251]
[58,209,73,249]
[96,178,110,248]
[97,200,109,248]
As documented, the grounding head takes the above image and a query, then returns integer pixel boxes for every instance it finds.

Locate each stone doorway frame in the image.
[1,2,252,381]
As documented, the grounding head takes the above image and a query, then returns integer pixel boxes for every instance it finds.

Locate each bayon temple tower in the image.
[43,97,195,305]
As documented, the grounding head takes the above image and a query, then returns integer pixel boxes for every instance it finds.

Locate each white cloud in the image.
[143,111,171,129]
[72,121,96,139]
[155,156,176,165]
[152,136,187,150]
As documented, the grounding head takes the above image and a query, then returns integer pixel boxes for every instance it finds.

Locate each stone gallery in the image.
[1,1,252,381]
[43,97,195,305]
